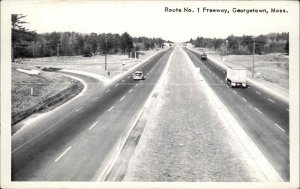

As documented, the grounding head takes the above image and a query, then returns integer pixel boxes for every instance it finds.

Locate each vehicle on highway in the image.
[200,52,207,60]
[133,71,146,80]
[225,65,247,88]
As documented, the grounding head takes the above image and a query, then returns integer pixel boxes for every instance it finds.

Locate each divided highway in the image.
[12,48,173,181]
[184,48,289,181]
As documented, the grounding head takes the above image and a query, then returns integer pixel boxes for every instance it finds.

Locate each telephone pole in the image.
[105,37,107,71]
[252,36,255,78]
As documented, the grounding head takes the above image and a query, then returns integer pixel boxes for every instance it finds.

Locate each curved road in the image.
[12,48,173,181]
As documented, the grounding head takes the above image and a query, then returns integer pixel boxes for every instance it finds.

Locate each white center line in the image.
[135,84,138,87]
[275,123,286,133]
[108,106,114,112]
[233,90,237,94]
[92,97,98,101]
[256,91,261,95]
[128,89,133,93]
[255,108,263,115]
[120,96,126,101]
[55,146,72,162]
[105,89,110,93]
[89,121,100,130]
[115,84,119,87]
[242,98,247,102]
[268,99,276,103]
[75,107,82,112]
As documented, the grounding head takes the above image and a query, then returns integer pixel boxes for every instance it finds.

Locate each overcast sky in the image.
[4,1,298,42]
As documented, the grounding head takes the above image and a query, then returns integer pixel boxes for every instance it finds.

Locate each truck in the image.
[225,65,247,88]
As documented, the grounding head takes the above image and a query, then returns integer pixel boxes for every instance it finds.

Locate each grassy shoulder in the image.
[194,47,289,94]
[11,62,83,126]
[11,49,163,128]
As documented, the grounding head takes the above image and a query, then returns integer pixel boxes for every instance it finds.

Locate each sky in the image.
[4,0,298,42]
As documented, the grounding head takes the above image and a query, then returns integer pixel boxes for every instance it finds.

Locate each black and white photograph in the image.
[1,0,299,188]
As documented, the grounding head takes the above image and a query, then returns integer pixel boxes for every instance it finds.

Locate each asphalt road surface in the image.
[12,48,173,181]
[184,48,289,181]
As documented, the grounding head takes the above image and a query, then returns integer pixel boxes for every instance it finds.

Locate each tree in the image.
[11,14,36,61]
[121,32,133,57]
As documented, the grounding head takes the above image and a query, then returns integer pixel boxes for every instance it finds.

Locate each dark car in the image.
[83,52,93,57]
[200,53,207,60]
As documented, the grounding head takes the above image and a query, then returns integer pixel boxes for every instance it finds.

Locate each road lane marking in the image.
[96,49,174,182]
[286,109,289,111]
[128,89,133,93]
[268,99,276,103]
[105,89,110,93]
[233,90,237,94]
[256,91,261,95]
[108,106,114,112]
[121,80,125,82]
[89,121,100,130]
[226,85,229,88]
[120,96,126,101]
[92,97,98,101]
[75,107,82,112]
[115,84,119,87]
[128,76,130,78]
[275,123,285,133]
[255,108,263,115]
[242,98,247,102]
[135,84,138,87]
[12,110,75,153]
[55,146,72,162]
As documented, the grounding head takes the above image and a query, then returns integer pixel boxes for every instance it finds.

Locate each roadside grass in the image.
[11,63,83,127]
[194,47,289,91]
[18,50,160,77]
[11,49,163,128]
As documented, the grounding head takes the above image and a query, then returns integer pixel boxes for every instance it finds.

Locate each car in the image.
[200,52,207,60]
[83,52,93,57]
[133,71,145,80]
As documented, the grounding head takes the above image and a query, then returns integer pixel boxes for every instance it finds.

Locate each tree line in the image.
[12,14,169,61]
[189,32,289,55]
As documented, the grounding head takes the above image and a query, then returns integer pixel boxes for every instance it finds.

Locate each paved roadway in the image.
[12,48,173,181]
[184,48,289,181]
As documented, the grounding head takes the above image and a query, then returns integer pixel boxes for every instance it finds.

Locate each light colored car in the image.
[133,71,145,80]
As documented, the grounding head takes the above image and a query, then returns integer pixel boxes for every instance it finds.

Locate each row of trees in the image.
[12,14,168,61]
[189,32,289,55]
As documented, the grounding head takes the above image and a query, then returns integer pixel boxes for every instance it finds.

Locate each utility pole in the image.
[252,36,255,78]
[225,40,228,55]
[105,37,107,71]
